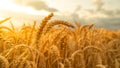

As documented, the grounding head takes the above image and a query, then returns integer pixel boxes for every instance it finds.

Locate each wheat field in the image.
[0,13,120,68]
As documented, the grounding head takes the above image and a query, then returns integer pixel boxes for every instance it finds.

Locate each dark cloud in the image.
[101,9,115,16]
[94,17,120,30]
[115,10,120,15]
[12,0,58,12]
[26,1,58,12]
[98,8,120,17]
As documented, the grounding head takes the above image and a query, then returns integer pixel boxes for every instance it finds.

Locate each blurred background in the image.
[0,0,120,30]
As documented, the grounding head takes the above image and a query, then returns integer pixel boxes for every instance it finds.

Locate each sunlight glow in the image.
[0,0,48,15]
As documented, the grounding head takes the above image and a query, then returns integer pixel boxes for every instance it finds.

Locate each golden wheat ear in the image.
[36,13,53,38]
[35,13,54,47]
[9,21,15,31]
[0,55,9,68]
[0,17,11,24]
[0,26,14,33]
[74,20,81,27]
[43,20,74,34]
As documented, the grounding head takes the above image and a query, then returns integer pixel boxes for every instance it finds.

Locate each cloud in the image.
[115,9,120,16]
[92,0,120,17]
[71,6,82,22]
[93,0,112,16]
[98,8,120,17]
[94,17,120,30]
[12,0,58,12]
[101,9,115,17]
[74,5,81,13]
[93,0,104,11]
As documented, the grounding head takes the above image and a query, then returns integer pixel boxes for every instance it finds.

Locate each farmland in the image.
[0,13,120,68]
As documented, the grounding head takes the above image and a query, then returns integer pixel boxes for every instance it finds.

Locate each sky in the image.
[0,0,120,30]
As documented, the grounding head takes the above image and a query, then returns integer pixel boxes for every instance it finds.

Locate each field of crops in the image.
[0,13,120,68]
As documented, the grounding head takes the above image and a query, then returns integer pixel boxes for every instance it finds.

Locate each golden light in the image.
[0,0,49,15]
[0,0,50,27]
